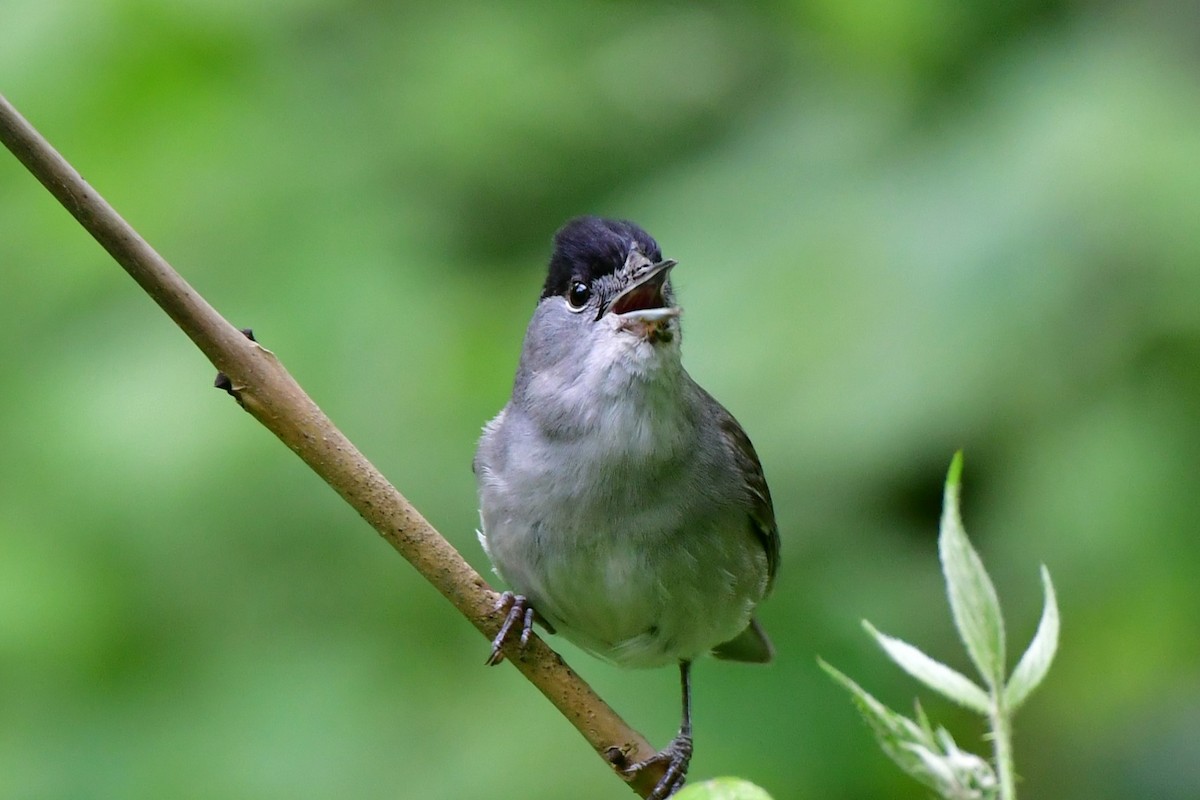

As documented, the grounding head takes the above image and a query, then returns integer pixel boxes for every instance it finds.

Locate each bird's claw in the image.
[486,591,535,665]
[624,733,693,799]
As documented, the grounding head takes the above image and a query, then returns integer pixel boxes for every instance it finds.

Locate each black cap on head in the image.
[541,216,663,300]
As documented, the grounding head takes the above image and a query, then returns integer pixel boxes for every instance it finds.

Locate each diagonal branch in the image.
[0,92,665,796]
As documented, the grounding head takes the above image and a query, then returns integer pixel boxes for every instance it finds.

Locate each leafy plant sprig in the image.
[821,452,1059,800]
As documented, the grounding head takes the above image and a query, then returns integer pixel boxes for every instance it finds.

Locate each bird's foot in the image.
[624,732,693,799]
[486,591,535,665]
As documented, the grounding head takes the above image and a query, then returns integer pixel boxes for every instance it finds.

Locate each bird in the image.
[473,216,779,799]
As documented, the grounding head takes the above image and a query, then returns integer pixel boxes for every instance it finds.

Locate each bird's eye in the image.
[567,281,590,311]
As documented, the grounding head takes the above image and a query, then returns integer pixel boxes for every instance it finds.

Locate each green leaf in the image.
[863,621,991,714]
[819,659,998,798]
[1003,565,1060,711]
[674,778,774,800]
[819,660,930,774]
[938,452,1007,690]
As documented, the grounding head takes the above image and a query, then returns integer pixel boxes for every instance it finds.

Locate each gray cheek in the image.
[515,300,595,391]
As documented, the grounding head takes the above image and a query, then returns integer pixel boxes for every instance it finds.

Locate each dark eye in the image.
[567,281,590,310]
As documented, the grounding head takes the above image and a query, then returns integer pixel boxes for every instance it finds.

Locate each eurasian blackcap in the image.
[474,216,779,799]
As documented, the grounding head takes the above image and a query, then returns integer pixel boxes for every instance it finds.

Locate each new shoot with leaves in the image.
[821,452,1060,800]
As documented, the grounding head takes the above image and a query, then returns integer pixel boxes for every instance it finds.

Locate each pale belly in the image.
[480,500,767,668]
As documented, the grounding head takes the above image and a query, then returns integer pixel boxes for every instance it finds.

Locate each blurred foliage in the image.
[2,1,1199,798]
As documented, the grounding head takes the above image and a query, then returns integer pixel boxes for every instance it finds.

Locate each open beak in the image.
[609,259,678,319]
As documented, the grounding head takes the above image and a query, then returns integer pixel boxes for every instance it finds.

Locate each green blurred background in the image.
[2,1,1199,798]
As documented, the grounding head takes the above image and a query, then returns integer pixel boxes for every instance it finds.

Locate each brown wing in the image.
[711,393,780,595]
[711,406,779,663]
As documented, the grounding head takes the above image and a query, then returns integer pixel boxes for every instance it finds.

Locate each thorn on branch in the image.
[214,328,257,398]
[604,744,633,771]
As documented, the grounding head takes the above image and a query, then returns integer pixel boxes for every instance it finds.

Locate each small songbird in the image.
[474,216,779,799]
